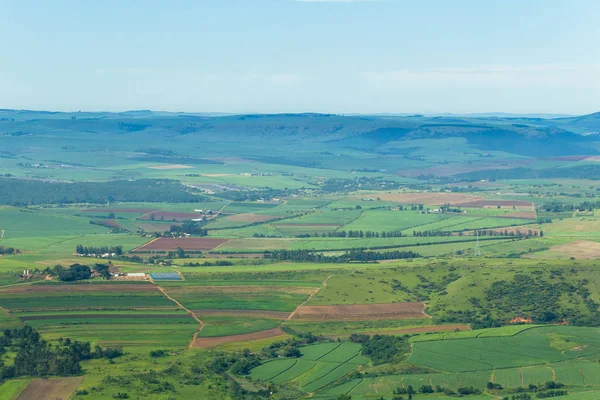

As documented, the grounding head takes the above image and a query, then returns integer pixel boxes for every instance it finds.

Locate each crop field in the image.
[164,284,313,311]
[0,380,30,400]
[195,315,280,337]
[408,326,600,372]
[15,377,83,400]
[131,237,231,252]
[291,302,427,321]
[250,342,367,393]
[0,206,108,239]
[343,209,451,232]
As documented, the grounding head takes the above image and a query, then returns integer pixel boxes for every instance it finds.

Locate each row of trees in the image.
[75,245,123,256]
[264,249,421,263]
[169,221,208,236]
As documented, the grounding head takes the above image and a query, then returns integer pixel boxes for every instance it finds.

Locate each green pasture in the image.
[163,285,311,312]
[195,315,280,337]
[408,326,600,372]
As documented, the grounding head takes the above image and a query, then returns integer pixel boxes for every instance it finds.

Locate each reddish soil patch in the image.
[140,211,203,221]
[453,200,533,208]
[81,208,155,213]
[191,327,285,348]
[19,313,191,321]
[0,284,158,294]
[132,237,230,252]
[194,309,291,319]
[228,213,279,223]
[292,302,428,321]
[329,324,471,339]
[371,193,483,206]
[275,223,344,227]
[17,377,83,400]
[497,211,537,219]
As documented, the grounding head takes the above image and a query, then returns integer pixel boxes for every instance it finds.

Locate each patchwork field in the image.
[291,302,428,321]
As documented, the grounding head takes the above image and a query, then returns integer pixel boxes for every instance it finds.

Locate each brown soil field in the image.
[148,164,192,169]
[17,377,83,400]
[227,213,279,223]
[193,309,291,319]
[292,302,428,321]
[370,193,483,205]
[275,223,344,227]
[0,284,158,294]
[81,208,155,213]
[549,240,600,259]
[329,324,471,340]
[19,313,191,321]
[140,211,203,221]
[132,237,230,252]
[191,327,285,348]
[496,211,537,219]
[454,200,533,208]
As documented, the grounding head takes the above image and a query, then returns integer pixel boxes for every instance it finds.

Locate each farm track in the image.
[187,275,333,348]
[286,274,334,321]
[156,286,205,348]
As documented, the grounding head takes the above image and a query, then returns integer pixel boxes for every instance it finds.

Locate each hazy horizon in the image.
[2,0,599,114]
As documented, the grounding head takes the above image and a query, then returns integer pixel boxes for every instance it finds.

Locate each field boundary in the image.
[155,285,205,348]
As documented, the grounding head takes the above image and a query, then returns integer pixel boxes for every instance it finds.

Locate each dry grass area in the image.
[292,302,428,321]
[367,192,483,205]
[459,225,539,236]
[17,377,83,400]
[548,240,600,259]
[191,327,285,348]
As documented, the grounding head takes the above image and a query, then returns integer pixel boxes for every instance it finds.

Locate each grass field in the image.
[250,341,367,393]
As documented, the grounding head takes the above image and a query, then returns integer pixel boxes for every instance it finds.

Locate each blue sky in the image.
[1,0,598,114]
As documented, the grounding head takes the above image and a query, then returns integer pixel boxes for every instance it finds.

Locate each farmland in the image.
[0,111,600,399]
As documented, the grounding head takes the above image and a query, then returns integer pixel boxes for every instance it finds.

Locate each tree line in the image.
[0,177,206,206]
[264,249,421,263]
[76,245,123,256]
[0,246,20,255]
[0,326,121,381]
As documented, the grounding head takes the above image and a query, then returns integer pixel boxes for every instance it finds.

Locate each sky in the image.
[1,0,599,115]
